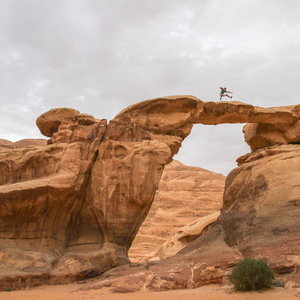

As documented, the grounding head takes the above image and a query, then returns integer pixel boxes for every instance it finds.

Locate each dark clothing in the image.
[220,88,227,95]
[219,87,232,100]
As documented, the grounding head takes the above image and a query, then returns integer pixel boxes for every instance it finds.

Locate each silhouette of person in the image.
[220,87,233,100]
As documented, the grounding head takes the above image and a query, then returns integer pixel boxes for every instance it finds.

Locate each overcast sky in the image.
[1,0,299,175]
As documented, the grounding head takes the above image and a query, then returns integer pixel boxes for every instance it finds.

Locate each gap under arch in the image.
[174,123,250,175]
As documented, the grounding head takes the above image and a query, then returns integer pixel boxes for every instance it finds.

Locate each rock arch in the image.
[0,95,300,289]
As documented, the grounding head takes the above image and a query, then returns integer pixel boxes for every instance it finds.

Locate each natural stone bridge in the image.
[1,95,300,290]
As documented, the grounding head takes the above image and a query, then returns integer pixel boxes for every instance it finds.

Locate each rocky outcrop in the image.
[1,96,300,291]
[153,212,220,260]
[219,144,300,288]
[0,110,109,289]
[78,144,300,292]
[129,160,224,263]
[0,107,173,289]
[243,120,300,152]
[0,98,197,290]
[115,97,300,150]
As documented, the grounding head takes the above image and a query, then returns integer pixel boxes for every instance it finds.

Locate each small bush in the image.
[229,257,274,291]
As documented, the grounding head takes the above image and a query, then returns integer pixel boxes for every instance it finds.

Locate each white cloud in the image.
[0,0,299,174]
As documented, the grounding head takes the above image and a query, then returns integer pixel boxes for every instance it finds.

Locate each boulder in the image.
[36,108,80,137]
[154,211,220,260]
[243,120,300,152]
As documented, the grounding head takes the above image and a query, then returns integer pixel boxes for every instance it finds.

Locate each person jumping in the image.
[220,87,233,100]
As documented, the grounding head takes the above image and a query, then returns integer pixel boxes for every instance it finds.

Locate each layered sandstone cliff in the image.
[129,160,225,263]
[0,95,300,291]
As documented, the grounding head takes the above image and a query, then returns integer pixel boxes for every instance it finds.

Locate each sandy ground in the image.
[0,283,299,300]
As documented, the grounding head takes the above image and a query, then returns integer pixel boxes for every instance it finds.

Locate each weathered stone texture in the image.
[1,96,300,291]
[129,160,225,263]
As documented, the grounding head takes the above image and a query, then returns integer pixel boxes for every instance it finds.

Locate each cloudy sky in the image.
[1,0,299,175]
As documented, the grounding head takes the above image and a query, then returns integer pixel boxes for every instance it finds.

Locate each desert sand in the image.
[0,283,299,300]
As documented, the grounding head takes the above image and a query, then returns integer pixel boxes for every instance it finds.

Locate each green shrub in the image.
[229,257,274,291]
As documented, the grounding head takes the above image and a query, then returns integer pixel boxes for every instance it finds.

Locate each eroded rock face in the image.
[219,144,300,286]
[0,98,197,290]
[153,211,220,260]
[243,120,300,152]
[129,160,225,263]
[1,96,300,290]
[0,109,109,288]
[77,144,300,292]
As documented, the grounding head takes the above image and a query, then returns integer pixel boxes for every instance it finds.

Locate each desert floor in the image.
[0,283,299,300]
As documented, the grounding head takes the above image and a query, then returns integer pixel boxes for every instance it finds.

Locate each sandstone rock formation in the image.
[243,120,300,152]
[78,144,300,292]
[219,144,300,288]
[129,160,225,263]
[1,95,300,291]
[79,225,242,293]
[153,211,220,260]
